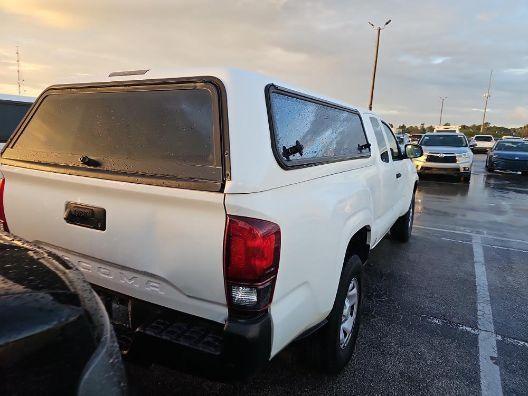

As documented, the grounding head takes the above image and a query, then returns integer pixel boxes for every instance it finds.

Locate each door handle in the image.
[396,173,402,179]
[64,202,106,231]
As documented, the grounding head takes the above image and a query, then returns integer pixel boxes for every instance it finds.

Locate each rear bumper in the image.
[471,146,492,153]
[133,313,272,380]
[95,286,272,380]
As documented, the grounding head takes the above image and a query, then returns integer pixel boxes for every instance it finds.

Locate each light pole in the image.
[480,70,493,134]
[439,97,447,125]
[368,19,391,111]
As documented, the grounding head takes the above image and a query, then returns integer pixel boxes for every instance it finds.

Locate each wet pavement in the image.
[127,154,528,395]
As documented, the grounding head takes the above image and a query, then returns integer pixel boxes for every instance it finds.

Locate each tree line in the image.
[396,123,528,138]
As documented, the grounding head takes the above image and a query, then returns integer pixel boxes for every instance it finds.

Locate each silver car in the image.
[413,132,474,183]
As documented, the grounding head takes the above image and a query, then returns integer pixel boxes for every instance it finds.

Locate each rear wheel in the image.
[390,194,415,242]
[313,255,362,373]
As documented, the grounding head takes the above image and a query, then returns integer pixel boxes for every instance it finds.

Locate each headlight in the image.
[456,152,470,162]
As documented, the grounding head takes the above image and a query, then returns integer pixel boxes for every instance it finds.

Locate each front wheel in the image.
[390,194,415,242]
[314,255,363,373]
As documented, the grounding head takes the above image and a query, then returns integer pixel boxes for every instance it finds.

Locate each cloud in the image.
[504,67,528,75]
[398,54,451,66]
[430,56,451,65]
[0,0,527,127]
[476,12,496,22]
[377,109,400,115]
[0,0,83,29]
[511,106,528,121]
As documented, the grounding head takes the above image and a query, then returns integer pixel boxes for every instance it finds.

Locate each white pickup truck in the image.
[0,68,422,377]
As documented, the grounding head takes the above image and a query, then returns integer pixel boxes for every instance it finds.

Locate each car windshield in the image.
[475,136,493,142]
[420,134,467,147]
[494,141,528,152]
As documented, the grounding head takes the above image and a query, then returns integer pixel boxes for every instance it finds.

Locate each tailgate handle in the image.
[64,202,106,231]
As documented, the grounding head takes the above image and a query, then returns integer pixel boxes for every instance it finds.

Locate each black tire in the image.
[461,174,471,183]
[390,194,415,242]
[314,255,363,374]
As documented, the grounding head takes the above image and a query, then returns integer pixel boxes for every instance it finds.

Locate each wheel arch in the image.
[344,225,371,265]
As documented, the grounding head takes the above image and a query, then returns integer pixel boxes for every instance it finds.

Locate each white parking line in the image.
[473,235,503,396]
[423,316,528,349]
[414,224,528,246]
[441,237,528,254]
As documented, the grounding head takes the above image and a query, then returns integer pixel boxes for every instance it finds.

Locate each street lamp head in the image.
[385,19,392,26]
[368,21,375,28]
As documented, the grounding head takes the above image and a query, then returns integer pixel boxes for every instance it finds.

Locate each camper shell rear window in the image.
[2,79,228,191]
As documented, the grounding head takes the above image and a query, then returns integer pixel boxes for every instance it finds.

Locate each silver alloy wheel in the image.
[340,278,359,349]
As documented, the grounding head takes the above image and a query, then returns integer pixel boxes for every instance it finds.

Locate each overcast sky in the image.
[1,0,527,127]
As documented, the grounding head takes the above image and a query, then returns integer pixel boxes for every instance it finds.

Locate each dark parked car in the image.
[0,232,126,395]
[486,139,528,174]
[0,94,34,150]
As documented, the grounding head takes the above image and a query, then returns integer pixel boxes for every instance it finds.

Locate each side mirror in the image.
[405,143,423,159]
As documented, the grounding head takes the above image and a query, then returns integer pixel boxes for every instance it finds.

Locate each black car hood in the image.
[0,241,76,296]
[0,237,88,342]
[0,233,99,394]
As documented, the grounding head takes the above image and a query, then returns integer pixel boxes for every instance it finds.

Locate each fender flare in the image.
[338,208,373,267]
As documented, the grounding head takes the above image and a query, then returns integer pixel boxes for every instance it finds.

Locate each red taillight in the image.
[224,215,281,311]
[0,178,8,232]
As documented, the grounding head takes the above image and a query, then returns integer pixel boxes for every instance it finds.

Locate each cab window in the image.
[381,123,402,160]
[369,117,389,163]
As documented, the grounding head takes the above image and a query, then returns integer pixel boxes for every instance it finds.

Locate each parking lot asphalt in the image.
[127,154,528,395]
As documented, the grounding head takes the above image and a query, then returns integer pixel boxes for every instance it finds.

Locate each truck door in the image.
[367,116,397,232]
[381,122,407,216]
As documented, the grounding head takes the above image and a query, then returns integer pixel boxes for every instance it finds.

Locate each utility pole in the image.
[368,19,391,111]
[439,97,447,125]
[16,46,22,95]
[480,70,493,134]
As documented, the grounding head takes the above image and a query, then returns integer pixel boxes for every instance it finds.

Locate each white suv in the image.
[470,134,495,153]
[0,68,421,377]
[414,132,474,183]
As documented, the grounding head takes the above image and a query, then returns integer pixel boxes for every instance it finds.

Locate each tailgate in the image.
[2,165,228,323]
[0,78,230,323]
